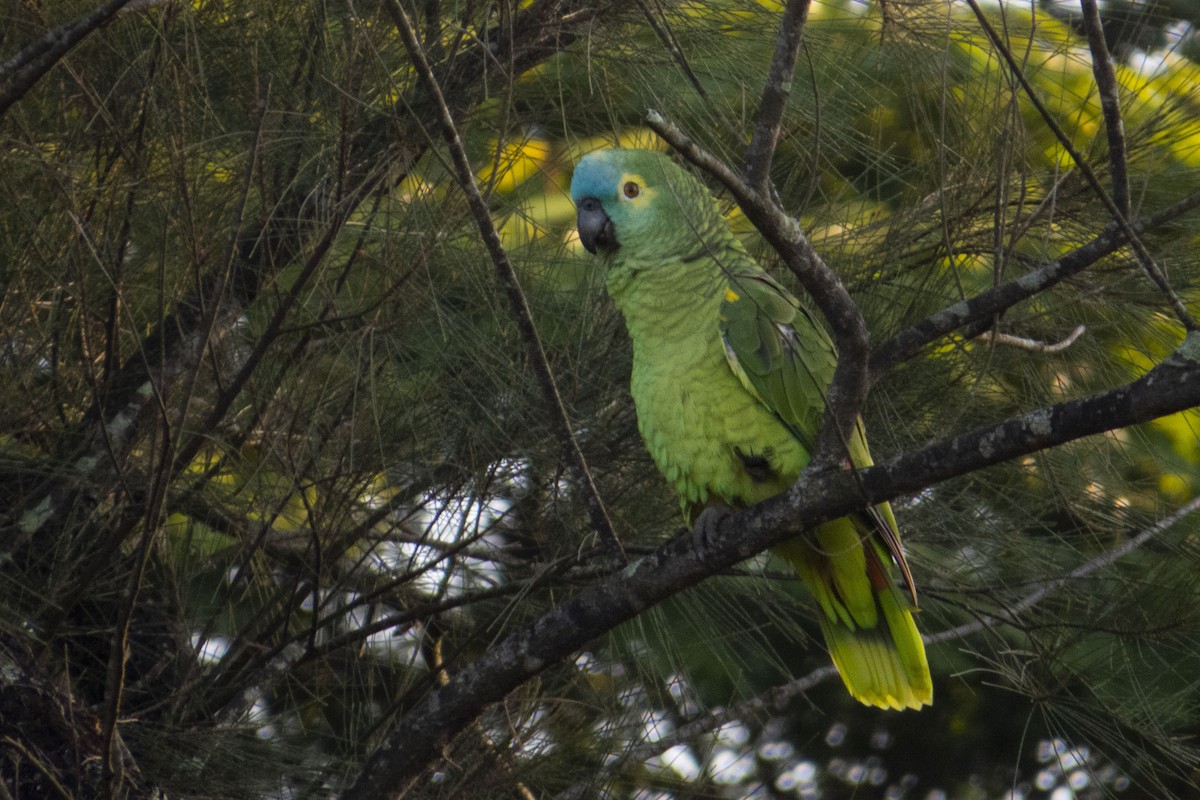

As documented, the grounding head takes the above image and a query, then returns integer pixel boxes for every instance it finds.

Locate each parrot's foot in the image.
[691,505,732,564]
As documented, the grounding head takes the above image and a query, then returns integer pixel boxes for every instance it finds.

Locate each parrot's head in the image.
[570,149,716,259]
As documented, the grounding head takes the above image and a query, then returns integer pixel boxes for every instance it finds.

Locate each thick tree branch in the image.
[389,1,620,557]
[0,0,136,118]
[348,333,1200,796]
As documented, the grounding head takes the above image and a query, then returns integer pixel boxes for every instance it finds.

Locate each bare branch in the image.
[347,332,1200,796]
[1079,0,1130,219]
[925,493,1200,644]
[980,325,1086,354]
[1068,2,1199,331]
[0,0,136,119]
[743,0,811,193]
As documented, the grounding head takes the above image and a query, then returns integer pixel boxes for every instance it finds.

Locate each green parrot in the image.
[570,148,931,710]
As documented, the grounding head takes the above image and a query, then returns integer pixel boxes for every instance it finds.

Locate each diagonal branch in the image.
[925,493,1200,645]
[634,0,711,107]
[388,1,621,557]
[1079,0,1130,219]
[743,0,811,194]
[347,330,1200,797]
[870,189,1200,374]
[963,0,1198,330]
[649,2,865,472]
[0,0,136,118]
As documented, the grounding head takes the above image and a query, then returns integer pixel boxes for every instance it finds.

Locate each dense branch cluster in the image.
[1,1,1199,798]
[352,1,1200,794]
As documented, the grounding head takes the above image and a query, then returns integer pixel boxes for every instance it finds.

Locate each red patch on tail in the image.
[864,547,889,591]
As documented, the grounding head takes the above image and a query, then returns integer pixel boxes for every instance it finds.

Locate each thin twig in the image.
[103,356,185,792]
[963,0,1198,330]
[926,494,1200,643]
[634,1,709,105]
[214,643,306,726]
[632,1,761,151]
[557,494,1200,799]
[387,1,622,558]
[557,664,837,800]
[980,324,1086,354]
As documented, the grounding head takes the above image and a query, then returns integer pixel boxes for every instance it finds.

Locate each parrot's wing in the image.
[719,269,916,603]
[718,270,834,450]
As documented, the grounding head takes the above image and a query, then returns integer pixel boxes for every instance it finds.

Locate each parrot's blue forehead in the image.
[570,152,623,204]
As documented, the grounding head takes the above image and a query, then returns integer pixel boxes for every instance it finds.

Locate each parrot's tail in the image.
[817,586,932,710]
[775,517,932,711]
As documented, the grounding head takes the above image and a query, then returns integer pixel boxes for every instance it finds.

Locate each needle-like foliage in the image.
[2,1,1200,798]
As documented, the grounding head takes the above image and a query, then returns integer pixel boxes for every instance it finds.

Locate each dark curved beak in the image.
[576,197,617,254]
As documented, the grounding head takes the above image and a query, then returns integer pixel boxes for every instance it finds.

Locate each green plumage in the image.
[571,148,931,710]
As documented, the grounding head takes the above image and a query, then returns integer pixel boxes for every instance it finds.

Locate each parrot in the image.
[570,148,931,710]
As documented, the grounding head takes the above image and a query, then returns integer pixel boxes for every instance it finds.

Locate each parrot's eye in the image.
[622,181,640,199]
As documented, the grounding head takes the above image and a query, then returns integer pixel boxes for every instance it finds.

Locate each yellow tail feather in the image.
[819,592,932,710]
[775,521,932,711]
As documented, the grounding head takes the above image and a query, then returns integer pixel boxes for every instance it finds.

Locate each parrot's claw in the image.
[691,506,732,564]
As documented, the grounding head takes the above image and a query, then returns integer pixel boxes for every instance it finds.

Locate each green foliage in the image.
[2,0,1200,798]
